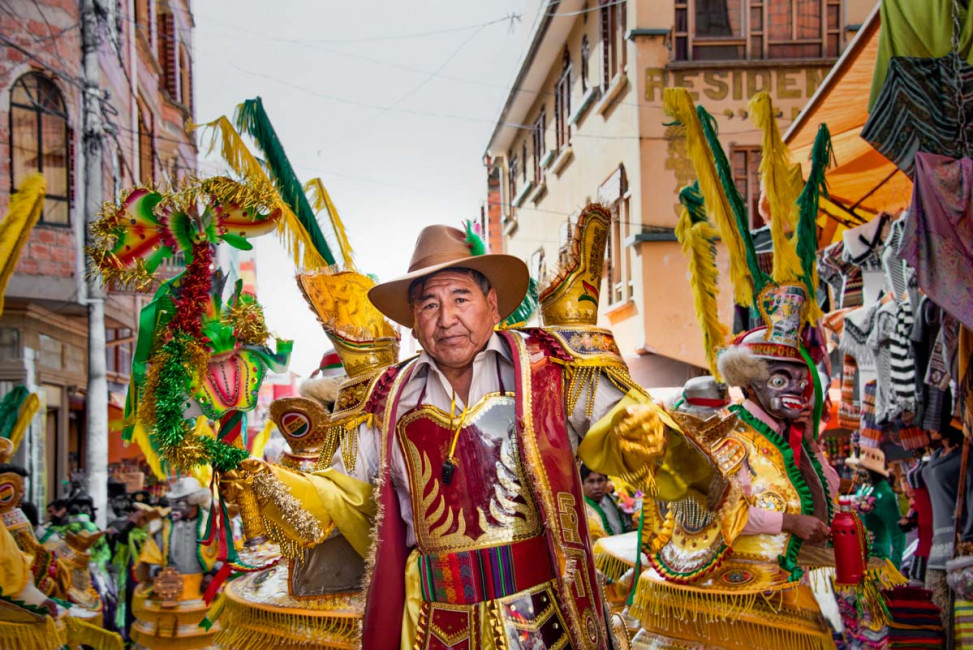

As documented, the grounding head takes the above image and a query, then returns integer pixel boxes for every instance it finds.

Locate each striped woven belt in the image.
[418,535,553,604]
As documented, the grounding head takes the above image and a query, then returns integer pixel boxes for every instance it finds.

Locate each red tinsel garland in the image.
[168,242,213,338]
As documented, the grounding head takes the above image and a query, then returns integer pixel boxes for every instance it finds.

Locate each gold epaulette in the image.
[668,410,746,478]
[318,355,419,473]
[527,325,648,417]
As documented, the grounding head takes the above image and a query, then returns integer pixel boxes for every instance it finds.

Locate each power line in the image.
[198,12,521,46]
[0,34,84,89]
[547,0,628,18]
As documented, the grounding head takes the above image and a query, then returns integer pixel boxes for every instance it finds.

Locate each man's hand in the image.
[42,599,60,618]
[781,513,830,544]
[613,404,668,461]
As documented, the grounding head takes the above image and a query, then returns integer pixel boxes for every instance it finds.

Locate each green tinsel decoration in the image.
[696,105,769,303]
[201,437,250,473]
[234,98,336,266]
[464,220,486,256]
[153,335,194,454]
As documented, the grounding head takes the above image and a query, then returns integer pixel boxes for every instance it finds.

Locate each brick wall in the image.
[16,227,76,278]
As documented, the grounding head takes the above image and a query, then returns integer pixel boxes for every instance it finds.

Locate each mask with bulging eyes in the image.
[749,360,810,422]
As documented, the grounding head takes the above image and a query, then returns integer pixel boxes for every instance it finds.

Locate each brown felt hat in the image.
[368,225,529,328]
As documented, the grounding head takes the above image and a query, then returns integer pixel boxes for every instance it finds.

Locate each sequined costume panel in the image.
[397,395,543,554]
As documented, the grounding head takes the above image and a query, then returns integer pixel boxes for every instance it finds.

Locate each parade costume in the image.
[244,207,669,649]
[213,271,400,650]
[130,478,220,650]
[0,428,123,650]
[619,89,854,650]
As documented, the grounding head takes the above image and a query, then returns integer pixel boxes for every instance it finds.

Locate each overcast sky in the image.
[194,0,536,376]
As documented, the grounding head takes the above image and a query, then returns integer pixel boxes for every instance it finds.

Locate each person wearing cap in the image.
[851,447,906,568]
[249,218,670,649]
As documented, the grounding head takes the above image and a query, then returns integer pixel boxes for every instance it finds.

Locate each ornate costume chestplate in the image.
[730,422,802,562]
[397,394,543,554]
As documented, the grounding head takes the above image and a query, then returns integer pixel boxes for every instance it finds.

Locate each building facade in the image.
[0,0,197,505]
[485,0,873,387]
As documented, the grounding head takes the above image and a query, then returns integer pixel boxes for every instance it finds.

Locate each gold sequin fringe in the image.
[65,616,125,650]
[252,472,325,546]
[0,618,64,650]
[214,597,361,649]
[594,551,635,584]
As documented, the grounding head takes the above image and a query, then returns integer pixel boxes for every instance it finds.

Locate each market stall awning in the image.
[785,4,913,219]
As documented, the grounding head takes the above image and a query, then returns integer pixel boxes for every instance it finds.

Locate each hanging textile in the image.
[899,152,973,332]
[868,0,973,110]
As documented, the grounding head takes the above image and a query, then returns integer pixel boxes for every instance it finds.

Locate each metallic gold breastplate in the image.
[730,423,802,562]
[397,394,543,554]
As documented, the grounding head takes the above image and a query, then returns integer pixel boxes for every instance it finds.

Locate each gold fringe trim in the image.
[633,578,832,650]
[0,617,63,650]
[192,116,329,272]
[305,178,356,271]
[0,173,45,317]
[252,471,326,547]
[65,615,125,650]
[663,88,755,308]
[595,551,635,583]
[749,92,804,285]
[214,595,361,649]
[675,201,728,381]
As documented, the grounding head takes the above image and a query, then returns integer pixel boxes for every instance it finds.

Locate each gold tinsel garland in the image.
[225,300,270,346]
[252,471,325,547]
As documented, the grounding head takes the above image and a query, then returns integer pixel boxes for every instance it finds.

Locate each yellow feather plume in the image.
[131,422,166,481]
[675,205,729,381]
[749,93,804,285]
[0,173,45,316]
[192,116,329,272]
[304,178,356,271]
[664,89,754,306]
[249,419,275,461]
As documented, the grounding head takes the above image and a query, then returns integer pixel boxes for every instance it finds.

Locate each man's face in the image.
[412,271,500,372]
[750,360,809,422]
[47,505,66,524]
[170,499,197,522]
[582,472,608,502]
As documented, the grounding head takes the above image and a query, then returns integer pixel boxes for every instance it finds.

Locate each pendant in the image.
[441,459,457,486]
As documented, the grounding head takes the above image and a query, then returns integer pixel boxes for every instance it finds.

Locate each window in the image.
[179,44,192,112]
[521,141,528,182]
[508,155,518,207]
[529,248,546,281]
[134,0,151,40]
[137,100,154,185]
[10,73,70,225]
[532,109,546,183]
[731,145,764,229]
[106,328,133,378]
[580,35,590,93]
[157,11,177,97]
[555,50,572,151]
[600,0,626,91]
[674,0,841,62]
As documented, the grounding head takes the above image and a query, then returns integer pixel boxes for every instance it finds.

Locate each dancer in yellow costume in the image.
[616,89,847,650]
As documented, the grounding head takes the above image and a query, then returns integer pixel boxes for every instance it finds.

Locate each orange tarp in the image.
[785,4,913,218]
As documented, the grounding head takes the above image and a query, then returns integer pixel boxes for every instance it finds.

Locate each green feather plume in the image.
[464,220,486,256]
[795,124,833,324]
[234,98,336,266]
[696,105,769,303]
[503,277,539,327]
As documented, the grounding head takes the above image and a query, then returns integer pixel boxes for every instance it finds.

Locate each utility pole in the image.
[81,0,108,527]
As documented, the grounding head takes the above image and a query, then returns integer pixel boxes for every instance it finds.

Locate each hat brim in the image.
[368,254,530,328]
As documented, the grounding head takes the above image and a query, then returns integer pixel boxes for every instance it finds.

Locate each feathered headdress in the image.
[665,89,834,430]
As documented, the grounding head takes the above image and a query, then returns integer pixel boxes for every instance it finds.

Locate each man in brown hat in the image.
[251,220,670,649]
